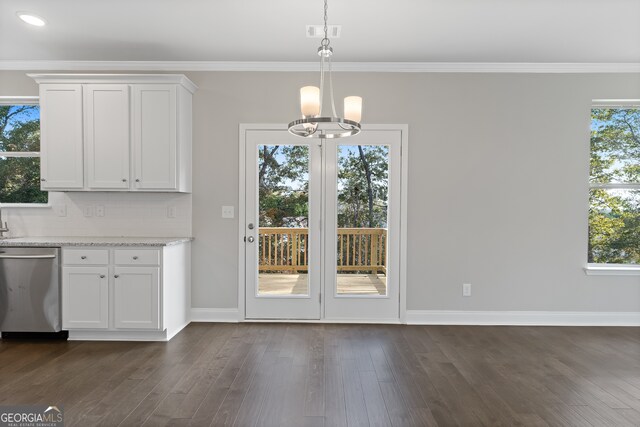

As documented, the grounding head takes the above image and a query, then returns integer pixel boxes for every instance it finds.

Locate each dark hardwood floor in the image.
[1,323,640,426]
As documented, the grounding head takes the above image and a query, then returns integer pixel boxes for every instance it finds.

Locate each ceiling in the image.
[1,0,640,64]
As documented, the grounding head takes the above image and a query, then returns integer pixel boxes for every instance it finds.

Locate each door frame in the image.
[238,123,408,323]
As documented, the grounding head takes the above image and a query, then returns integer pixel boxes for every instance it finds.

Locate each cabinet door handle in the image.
[81,256,87,260]
[135,179,140,182]
[114,275,120,278]
[132,256,139,260]
[122,178,127,182]
[99,275,105,278]
[41,178,46,182]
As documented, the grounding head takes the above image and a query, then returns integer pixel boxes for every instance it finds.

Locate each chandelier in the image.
[287,0,362,139]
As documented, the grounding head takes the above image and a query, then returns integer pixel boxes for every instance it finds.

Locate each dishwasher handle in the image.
[0,254,57,259]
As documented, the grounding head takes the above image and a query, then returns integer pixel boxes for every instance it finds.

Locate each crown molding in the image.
[1,60,640,73]
[26,73,198,93]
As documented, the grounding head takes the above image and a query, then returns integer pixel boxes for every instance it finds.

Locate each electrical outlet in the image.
[167,206,177,218]
[55,205,67,217]
[95,205,105,217]
[222,205,235,219]
[83,206,94,217]
[463,283,472,297]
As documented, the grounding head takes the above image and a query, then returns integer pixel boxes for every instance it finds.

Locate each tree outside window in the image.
[589,103,640,264]
[0,100,47,204]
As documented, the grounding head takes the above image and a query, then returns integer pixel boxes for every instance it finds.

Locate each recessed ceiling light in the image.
[16,12,47,27]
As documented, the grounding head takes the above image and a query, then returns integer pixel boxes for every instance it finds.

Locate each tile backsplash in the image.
[2,192,191,237]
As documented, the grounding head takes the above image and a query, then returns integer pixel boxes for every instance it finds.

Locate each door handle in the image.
[247,236,255,243]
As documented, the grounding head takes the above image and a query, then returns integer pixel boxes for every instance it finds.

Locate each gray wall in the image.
[2,70,640,313]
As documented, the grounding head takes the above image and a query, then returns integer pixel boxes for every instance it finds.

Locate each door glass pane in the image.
[257,145,310,296]
[336,145,389,295]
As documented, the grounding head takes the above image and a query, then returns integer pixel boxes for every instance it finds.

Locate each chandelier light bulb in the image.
[300,86,320,117]
[344,96,362,123]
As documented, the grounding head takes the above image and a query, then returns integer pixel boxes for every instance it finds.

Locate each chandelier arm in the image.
[328,54,338,118]
[288,117,361,139]
[319,54,325,117]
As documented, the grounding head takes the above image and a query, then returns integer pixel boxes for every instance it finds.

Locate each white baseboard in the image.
[189,308,640,326]
[191,308,240,323]
[244,317,401,324]
[166,320,191,341]
[406,310,640,326]
[68,329,171,341]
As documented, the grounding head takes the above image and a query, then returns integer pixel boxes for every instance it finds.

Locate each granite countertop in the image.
[0,236,193,247]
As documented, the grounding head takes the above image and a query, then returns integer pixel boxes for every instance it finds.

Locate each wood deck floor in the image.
[1,324,640,426]
[258,273,387,295]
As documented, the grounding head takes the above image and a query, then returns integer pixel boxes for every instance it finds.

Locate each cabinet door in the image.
[39,84,84,189]
[132,85,177,190]
[62,266,109,329]
[113,267,160,329]
[85,84,130,189]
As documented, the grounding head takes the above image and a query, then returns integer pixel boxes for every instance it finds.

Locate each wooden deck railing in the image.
[258,227,387,274]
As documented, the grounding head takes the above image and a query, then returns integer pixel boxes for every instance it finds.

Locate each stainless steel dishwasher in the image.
[0,247,64,338]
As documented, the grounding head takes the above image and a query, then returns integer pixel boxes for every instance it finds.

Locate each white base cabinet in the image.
[62,266,109,329]
[61,243,190,341]
[113,267,160,329]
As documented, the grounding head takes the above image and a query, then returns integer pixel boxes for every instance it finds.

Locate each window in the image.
[589,101,640,265]
[0,97,48,205]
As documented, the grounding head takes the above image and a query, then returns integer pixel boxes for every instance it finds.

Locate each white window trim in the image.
[585,264,640,276]
[592,99,640,107]
[0,96,50,208]
[587,101,640,274]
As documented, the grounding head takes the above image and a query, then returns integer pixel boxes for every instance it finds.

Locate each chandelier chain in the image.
[321,0,330,48]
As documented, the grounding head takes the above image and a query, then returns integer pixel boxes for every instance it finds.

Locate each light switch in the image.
[83,206,94,217]
[167,206,177,218]
[222,206,235,219]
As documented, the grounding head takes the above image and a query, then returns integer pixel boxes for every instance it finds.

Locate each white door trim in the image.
[238,124,408,323]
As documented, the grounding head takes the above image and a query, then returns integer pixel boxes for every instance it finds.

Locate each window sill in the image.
[0,203,51,209]
[584,264,640,276]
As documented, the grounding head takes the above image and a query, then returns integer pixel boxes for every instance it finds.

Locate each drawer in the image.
[64,249,109,265]
[114,249,160,265]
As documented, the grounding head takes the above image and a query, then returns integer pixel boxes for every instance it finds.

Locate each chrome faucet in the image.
[0,207,8,237]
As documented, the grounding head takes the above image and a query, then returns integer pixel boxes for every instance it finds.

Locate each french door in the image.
[244,128,403,321]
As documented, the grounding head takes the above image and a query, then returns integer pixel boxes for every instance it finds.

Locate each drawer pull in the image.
[99,275,105,278]
[114,275,120,278]
[132,256,139,260]
[81,256,87,260]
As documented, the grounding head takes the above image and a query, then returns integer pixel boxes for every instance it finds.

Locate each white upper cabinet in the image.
[132,85,177,190]
[29,74,196,193]
[39,84,84,189]
[85,84,130,189]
